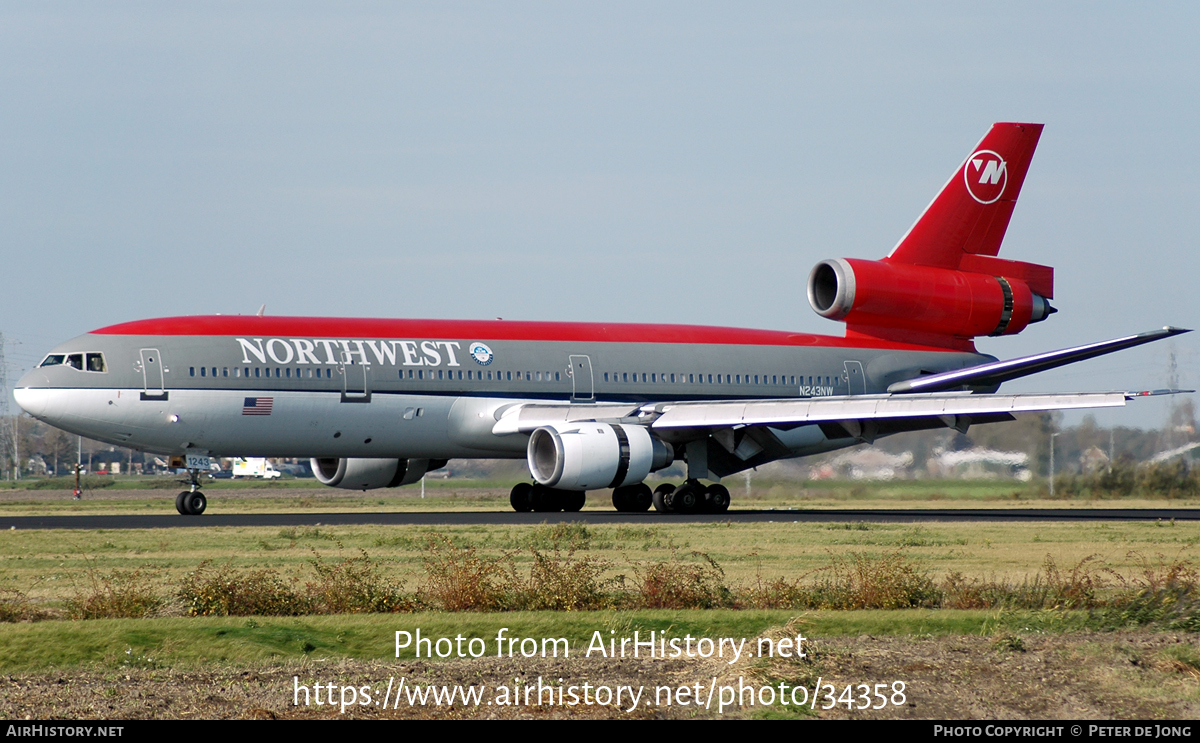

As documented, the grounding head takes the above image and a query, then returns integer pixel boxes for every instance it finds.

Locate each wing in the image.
[492,389,1185,479]
[494,390,1168,438]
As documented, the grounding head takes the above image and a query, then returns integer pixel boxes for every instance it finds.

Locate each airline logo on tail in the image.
[964,150,1007,204]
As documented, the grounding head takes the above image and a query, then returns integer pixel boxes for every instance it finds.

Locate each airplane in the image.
[12,122,1188,516]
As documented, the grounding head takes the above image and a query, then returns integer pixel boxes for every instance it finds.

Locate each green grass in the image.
[0,608,1094,673]
[3,519,1198,607]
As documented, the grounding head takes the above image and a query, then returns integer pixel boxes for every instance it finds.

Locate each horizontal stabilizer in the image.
[886,327,1191,394]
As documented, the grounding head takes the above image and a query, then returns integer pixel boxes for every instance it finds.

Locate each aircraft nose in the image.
[13,387,47,417]
[13,369,50,417]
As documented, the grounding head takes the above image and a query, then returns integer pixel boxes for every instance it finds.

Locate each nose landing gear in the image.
[175,468,207,515]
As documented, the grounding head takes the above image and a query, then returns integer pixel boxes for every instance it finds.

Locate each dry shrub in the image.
[180,561,310,616]
[66,569,162,619]
[0,589,48,622]
[307,549,412,613]
[1097,553,1200,630]
[804,552,941,610]
[1041,554,1112,609]
[633,552,733,609]
[420,535,513,611]
[522,550,611,611]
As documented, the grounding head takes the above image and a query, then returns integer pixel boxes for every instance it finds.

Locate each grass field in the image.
[2,517,1198,607]
[1,479,1197,719]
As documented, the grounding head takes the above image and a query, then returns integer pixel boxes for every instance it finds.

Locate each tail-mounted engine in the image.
[808,258,1054,348]
[527,423,674,491]
[311,457,444,490]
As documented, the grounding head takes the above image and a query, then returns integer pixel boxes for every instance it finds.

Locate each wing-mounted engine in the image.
[310,457,445,490]
[527,423,674,491]
[809,122,1057,351]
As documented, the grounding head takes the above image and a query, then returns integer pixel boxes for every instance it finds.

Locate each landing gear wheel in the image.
[652,483,676,513]
[175,491,189,515]
[182,491,207,515]
[612,487,630,511]
[613,484,649,512]
[673,481,704,514]
[530,485,562,512]
[629,483,653,512]
[705,483,731,514]
[510,483,533,512]
[562,491,586,512]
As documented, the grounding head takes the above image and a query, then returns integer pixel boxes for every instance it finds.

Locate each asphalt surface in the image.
[4,508,1200,530]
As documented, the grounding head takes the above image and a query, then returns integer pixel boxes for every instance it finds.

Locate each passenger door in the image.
[139,348,167,400]
[569,355,594,402]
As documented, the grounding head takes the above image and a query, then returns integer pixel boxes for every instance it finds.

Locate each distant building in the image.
[927,447,1031,480]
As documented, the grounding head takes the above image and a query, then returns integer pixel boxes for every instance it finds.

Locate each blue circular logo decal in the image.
[470,342,494,366]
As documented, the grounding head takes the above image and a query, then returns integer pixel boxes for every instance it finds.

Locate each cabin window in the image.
[670,373,675,383]
[488,371,493,380]
[555,371,561,382]
[772,375,777,385]
[200,367,206,377]
[190,367,195,377]
[255,368,261,378]
[223,368,229,378]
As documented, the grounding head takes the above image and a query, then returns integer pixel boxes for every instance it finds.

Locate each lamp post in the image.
[1049,432,1060,498]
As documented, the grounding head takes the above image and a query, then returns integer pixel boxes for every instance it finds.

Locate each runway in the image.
[4,508,1200,530]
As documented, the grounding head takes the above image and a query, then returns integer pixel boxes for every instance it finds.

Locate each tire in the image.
[706,483,731,513]
[630,483,653,512]
[183,491,207,515]
[652,483,676,513]
[673,482,702,514]
[175,491,189,515]
[611,487,630,512]
[510,482,533,512]
[563,491,586,512]
[531,485,561,512]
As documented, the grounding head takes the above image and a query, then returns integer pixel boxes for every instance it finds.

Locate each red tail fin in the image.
[884,122,1052,298]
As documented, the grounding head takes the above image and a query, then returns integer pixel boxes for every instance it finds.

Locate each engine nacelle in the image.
[527,423,673,491]
[808,258,1054,340]
[310,457,431,490]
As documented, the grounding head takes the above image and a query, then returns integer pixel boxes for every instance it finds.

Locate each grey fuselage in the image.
[13,317,989,477]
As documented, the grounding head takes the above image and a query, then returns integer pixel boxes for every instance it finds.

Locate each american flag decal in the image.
[242,397,274,416]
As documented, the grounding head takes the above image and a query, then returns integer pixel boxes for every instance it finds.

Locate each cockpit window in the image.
[39,352,107,371]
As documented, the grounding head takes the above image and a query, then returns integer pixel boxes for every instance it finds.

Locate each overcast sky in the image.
[2,2,1196,429]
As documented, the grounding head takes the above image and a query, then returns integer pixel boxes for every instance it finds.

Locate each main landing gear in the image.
[509,483,587,513]
[175,468,207,516]
[650,480,730,514]
[507,480,731,514]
